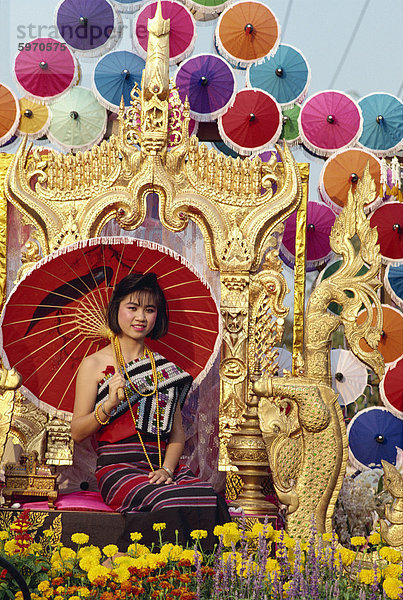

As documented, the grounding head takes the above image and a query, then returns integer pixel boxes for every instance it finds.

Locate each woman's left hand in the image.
[148,468,174,485]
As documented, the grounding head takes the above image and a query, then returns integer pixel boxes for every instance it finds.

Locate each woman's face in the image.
[117,291,158,341]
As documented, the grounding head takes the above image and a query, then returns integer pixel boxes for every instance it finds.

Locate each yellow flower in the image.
[368,532,381,545]
[0,531,9,540]
[113,565,131,583]
[283,581,292,598]
[379,546,402,564]
[78,588,91,598]
[384,563,402,579]
[383,577,403,600]
[130,532,143,542]
[4,539,18,555]
[265,558,279,574]
[190,529,208,540]
[213,525,224,537]
[38,581,50,591]
[160,543,183,561]
[222,551,241,564]
[14,593,24,600]
[338,547,356,566]
[71,532,90,545]
[179,548,202,565]
[43,529,53,538]
[350,536,367,547]
[358,568,380,585]
[26,542,43,555]
[87,564,111,583]
[221,522,241,547]
[80,555,100,571]
[77,545,102,562]
[250,522,274,540]
[322,533,333,542]
[152,522,166,531]
[102,544,119,557]
[127,542,150,558]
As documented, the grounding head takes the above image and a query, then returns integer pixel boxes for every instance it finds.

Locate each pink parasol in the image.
[319,148,382,215]
[217,88,282,155]
[14,37,78,102]
[299,90,363,157]
[369,202,403,265]
[280,201,336,271]
[379,356,403,420]
[134,0,196,65]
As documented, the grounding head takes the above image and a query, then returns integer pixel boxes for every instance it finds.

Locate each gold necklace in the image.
[114,336,162,471]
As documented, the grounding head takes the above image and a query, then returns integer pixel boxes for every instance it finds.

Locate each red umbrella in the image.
[319,148,382,215]
[279,201,336,271]
[134,0,196,65]
[379,355,403,419]
[217,88,282,154]
[356,305,403,365]
[14,37,78,102]
[0,84,20,145]
[369,202,403,265]
[0,237,220,418]
[299,90,363,157]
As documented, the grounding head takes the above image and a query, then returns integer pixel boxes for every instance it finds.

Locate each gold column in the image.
[0,154,13,311]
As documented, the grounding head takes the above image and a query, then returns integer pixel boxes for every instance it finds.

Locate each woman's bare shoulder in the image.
[79,346,114,377]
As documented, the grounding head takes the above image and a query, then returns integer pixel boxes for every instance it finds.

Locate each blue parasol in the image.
[384,264,403,309]
[56,0,122,56]
[174,53,236,122]
[246,44,310,108]
[358,93,403,156]
[347,406,402,470]
[93,50,145,112]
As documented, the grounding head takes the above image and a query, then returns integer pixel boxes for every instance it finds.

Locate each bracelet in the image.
[101,402,112,418]
[94,403,110,426]
[162,466,174,478]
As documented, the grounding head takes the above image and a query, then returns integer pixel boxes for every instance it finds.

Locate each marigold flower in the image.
[383,577,403,600]
[379,546,402,564]
[71,533,90,545]
[87,564,111,583]
[350,536,367,547]
[0,531,9,540]
[190,529,208,540]
[127,543,150,558]
[37,581,50,591]
[102,544,119,558]
[130,532,143,542]
[160,543,183,561]
[100,592,115,600]
[368,532,381,545]
[152,522,167,532]
[179,549,202,565]
[113,565,131,583]
[213,525,224,537]
[338,547,356,566]
[384,563,402,579]
[358,568,380,585]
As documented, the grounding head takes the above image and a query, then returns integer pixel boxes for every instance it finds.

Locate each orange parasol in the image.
[356,304,403,365]
[16,97,50,140]
[319,148,382,215]
[215,0,280,68]
[0,84,20,145]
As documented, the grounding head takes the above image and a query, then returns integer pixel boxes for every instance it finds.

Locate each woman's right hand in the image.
[105,372,126,413]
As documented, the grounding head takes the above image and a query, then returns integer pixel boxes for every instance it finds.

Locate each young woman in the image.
[71,272,230,548]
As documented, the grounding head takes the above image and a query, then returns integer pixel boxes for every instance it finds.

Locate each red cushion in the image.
[22,491,114,512]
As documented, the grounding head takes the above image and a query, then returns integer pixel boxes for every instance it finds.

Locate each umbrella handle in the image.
[111,335,125,402]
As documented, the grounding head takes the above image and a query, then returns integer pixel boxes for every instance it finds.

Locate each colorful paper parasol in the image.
[218,88,282,155]
[48,86,107,152]
[356,304,403,365]
[215,0,280,68]
[0,237,220,418]
[16,97,50,140]
[174,53,236,122]
[280,104,301,145]
[319,148,382,215]
[330,348,368,407]
[384,264,403,309]
[212,140,240,158]
[183,0,231,16]
[280,201,336,272]
[14,38,78,102]
[247,44,310,108]
[347,407,402,470]
[358,93,403,156]
[316,259,368,315]
[0,84,20,145]
[56,0,122,56]
[299,90,363,157]
[379,356,403,420]
[369,202,403,265]
[93,50,145,112]
[110,0,146,12]
[134,0,196,65]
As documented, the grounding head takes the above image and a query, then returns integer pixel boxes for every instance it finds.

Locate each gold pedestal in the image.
[227,394,277,516]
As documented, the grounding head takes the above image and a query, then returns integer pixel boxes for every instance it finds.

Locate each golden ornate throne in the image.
[0,1,385,540]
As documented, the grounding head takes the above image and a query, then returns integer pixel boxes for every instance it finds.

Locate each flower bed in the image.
[0,510,402,599]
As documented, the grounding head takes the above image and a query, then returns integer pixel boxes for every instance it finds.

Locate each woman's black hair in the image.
[107,272,168,340]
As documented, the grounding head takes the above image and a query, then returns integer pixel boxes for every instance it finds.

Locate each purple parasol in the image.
[280,200,336,271]
[174,53,236,122]
[56,0,122,56]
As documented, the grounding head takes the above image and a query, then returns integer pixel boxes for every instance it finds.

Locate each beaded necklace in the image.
[113,336,162,471]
